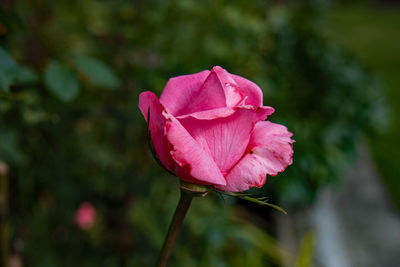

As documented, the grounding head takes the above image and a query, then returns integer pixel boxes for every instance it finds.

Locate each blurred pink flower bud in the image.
[74,202,96,230]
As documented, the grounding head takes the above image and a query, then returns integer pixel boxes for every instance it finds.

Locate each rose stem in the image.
[156,189,193,267]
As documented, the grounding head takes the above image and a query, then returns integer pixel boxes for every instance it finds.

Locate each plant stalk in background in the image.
[0,162,9,267]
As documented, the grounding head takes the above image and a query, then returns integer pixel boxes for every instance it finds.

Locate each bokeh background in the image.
[0,0,399,266]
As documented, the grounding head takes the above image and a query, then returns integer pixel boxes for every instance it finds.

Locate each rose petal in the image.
[176,105,274,121]
[217,121,294,192]
[160,66,249,116]
[138,91,174,171]
[176,107,236,120]
[160,69,227,116]
[232,74,263,107]
[164,113,226,186]
[212,66,245,107]
[177,106,274,175]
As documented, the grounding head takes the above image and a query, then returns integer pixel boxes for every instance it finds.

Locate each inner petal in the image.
[161,70,227,116]
[212,66,245,107]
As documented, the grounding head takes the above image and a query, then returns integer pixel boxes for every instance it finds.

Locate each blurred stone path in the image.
[313,144,400,267]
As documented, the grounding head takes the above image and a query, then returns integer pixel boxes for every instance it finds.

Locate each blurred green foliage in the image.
[259,4,386,204]
[0,0,384,266]
[324,3,400,209]
[295,231,314,267]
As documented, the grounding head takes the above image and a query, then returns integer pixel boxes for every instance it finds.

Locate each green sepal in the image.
[213,189,287,215]
[179,181,210,197]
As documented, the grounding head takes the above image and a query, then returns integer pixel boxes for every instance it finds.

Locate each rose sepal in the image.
[213,188,287,215]
[179,180,210,197]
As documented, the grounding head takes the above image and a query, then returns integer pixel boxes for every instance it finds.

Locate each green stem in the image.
[0,162,9,267]
[156,189,193,267]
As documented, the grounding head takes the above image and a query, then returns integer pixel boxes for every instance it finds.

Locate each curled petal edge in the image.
[216,121,294,192]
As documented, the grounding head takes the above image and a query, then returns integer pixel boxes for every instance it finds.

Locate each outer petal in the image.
[232,74,263,107]
[217,121,294,192]
[160,69,226,116]
[164,113,226,186]
[138,91,174,171]
[177,106,274,175]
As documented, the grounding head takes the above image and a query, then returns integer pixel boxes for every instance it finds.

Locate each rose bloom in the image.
[139,66,294,192]
[74,202,96,230]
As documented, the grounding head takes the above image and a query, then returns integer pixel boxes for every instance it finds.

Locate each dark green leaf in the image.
[0,47,18,91]
[0,70,13,91]
[0,47,17,71]
[44,61,79,102]
[75,56,120,89]
[0,129,27,164]
[16,66,38,83]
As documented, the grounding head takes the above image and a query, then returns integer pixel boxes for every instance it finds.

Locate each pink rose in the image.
[139,66,294,192]
[74,202,96,230]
